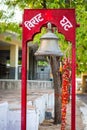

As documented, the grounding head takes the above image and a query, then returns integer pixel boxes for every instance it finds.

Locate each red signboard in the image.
[22,9,76,43]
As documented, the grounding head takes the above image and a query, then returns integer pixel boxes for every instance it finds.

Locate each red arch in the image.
[20,9,79,130]
[22,9,76,43]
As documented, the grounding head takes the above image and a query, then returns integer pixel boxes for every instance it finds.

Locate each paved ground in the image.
[39,95,85,130]
[0,88,53,106]
[0,88,85,130]
[77,93,87,104]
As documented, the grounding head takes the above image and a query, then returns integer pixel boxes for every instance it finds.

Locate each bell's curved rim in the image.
[35,51,63,57]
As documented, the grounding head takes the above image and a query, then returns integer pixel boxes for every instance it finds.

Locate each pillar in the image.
[10,45,19,80]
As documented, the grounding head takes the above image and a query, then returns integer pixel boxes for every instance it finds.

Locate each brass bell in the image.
[35,22,63,57]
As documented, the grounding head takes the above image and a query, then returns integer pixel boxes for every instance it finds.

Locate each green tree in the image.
[1,0,87,75]
[0,0,87,124]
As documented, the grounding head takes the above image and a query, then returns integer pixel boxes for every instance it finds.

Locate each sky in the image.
[0,0,23,23]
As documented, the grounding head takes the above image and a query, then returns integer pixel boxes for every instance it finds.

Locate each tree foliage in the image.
[0,0,87,75]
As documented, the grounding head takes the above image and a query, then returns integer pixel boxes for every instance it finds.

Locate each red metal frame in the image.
[20,9,79,130]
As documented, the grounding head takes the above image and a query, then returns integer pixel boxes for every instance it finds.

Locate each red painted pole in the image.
[21,38,27,130]
[71,39,76,130]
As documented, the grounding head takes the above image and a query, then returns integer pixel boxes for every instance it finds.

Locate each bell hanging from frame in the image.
[34,22,63,57]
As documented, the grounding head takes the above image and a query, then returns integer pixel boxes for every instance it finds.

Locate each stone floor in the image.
[0,88,85,130]
[39,97,85,130]
[0,88,54,130]
[0,88,54,108]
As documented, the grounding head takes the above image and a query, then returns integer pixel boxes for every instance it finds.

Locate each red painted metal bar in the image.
[21,38,27,130]
[71,40,76,130]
